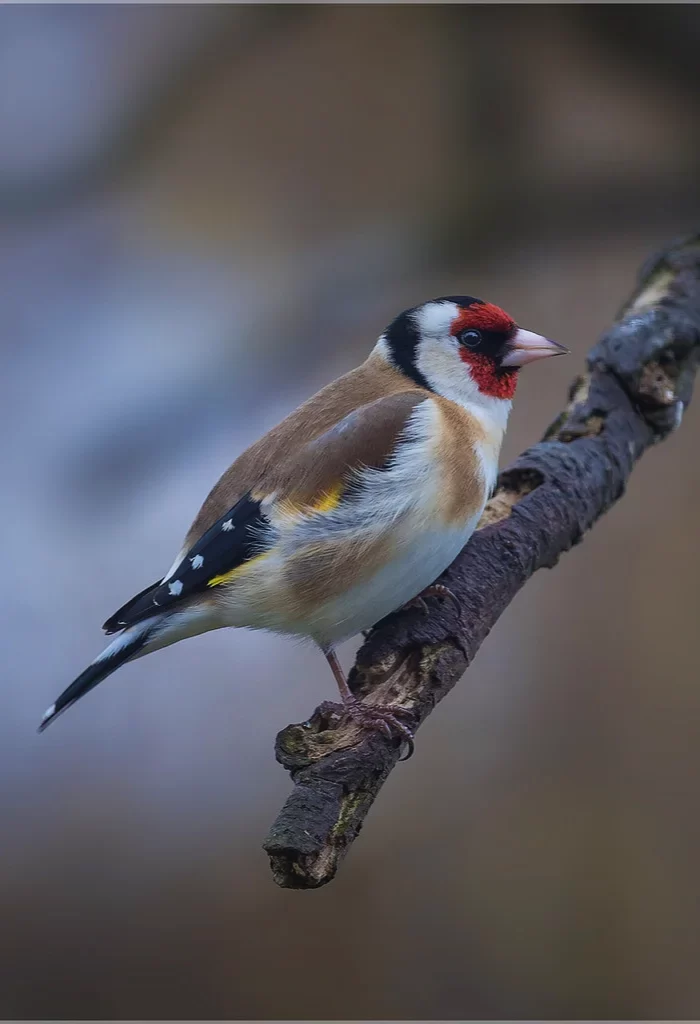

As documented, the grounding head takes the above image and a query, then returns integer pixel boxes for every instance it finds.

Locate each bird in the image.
[39,295,566,750]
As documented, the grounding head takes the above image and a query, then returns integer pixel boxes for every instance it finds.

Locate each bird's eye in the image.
[459,329,482,348]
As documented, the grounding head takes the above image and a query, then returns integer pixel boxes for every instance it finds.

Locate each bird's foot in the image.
[403,582,462,617]
[318,697,415,761]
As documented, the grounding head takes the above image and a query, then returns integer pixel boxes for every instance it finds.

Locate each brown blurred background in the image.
[2,4,700,1019]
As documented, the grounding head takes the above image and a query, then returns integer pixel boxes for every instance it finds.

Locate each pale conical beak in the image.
[501,328,569,368]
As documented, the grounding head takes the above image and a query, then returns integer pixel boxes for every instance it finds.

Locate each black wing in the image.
[102,493,266,633]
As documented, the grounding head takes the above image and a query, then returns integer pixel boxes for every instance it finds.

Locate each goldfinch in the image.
[39,296,566,741]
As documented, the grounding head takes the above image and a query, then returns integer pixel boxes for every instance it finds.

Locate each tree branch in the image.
[263,234,700,888]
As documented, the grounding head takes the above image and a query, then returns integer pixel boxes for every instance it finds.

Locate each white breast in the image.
[300,515,479,646]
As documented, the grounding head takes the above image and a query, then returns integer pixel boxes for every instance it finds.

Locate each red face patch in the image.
[450,301,516,337]
[459,350,518,399]
[452,301,518,399]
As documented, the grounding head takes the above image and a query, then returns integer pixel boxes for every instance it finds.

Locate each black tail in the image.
[38,621,153,733]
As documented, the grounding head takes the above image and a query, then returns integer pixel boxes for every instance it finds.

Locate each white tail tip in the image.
[38,703,57,733]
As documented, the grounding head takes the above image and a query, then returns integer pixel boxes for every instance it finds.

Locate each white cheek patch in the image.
[416,336,481,407]
[415,337,513,439]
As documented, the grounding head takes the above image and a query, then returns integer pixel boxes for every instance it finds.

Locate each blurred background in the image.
[2,4,700,1019]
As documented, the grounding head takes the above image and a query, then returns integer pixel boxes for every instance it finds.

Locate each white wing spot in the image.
[190,554,204,570]
[41,703,56,724]
[222,519,234,532]
[168,579,183,597]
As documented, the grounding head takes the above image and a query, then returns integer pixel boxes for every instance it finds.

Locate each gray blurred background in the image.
[3,5,700,1019]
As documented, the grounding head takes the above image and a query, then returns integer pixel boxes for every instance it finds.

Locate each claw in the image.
[318,697,415,761]
[398,734,415,761]
[404,583,462,618]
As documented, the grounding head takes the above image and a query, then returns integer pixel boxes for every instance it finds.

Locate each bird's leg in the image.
[324,647,356,702]
[402,582,462,618]
[318,648,415,761]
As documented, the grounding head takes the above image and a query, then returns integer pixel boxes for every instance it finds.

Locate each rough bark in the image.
[263,234,700,888]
